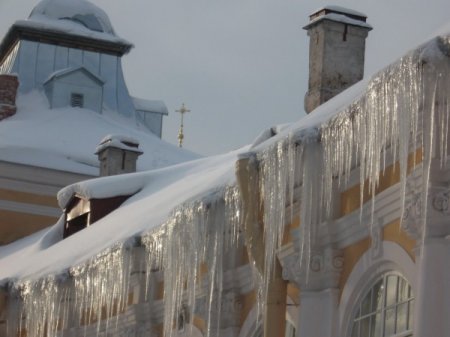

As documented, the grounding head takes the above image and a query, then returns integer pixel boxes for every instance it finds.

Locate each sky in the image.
[1,0,450,156]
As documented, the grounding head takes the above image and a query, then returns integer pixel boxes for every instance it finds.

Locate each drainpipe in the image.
[236,155,287,337]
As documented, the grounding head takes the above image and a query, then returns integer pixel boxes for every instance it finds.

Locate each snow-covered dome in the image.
[29,0,116,36]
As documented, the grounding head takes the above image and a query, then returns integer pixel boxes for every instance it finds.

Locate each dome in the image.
[29,0,116,36]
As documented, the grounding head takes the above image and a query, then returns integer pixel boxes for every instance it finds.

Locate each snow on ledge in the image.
[304,13,373,30]
[95,134,143,155]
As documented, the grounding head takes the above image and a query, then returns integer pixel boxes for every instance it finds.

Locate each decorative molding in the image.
[195,289,241,329]
[432,188,450,214]
[401,192,423,240]
[280,248,343,291]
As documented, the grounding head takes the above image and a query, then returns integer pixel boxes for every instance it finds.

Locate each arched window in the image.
[350,273,414,337]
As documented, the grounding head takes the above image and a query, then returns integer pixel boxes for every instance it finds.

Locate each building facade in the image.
[1,5,450,337]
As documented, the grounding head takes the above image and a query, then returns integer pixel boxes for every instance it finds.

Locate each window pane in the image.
[385,275,398,307]
[372,312,382,337]
[396,302,408,333]
[408,300,414,330]
[351,321,360,337]
[361,289,373,316]
[360,317,371,337]
[398,278,410,302]
[372,280,384,312]
[384,308,396,336]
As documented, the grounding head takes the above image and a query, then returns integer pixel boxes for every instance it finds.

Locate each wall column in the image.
[298,289,339,337]
[414,237,450,336]
[413,186,450,336]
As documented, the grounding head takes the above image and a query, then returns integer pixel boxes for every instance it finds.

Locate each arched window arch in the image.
[350,272,414,337]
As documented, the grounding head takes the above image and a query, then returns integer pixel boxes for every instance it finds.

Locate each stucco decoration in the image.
[281,248,343,291]
[432,188,450,214]
[402,192,423,240]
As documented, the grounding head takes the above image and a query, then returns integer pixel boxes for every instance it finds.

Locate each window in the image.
[351,273,414,337]
[71,93,84,108]
[285,320,296,337]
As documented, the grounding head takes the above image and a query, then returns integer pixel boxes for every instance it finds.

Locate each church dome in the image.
[29,0,116,36]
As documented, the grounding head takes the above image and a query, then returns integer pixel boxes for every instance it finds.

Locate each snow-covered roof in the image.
[1,26,450,285]
[304,13,373,30]
[0,91,199,176]
[44,66,105,85]
[313,5,368,18]
[30,0,116,36]
[0,0,133,57]
[132,97,169,116]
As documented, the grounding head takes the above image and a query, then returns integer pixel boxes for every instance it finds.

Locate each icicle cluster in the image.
[6,186,242,337]
[256,36,450,302]
[4,35,450,337]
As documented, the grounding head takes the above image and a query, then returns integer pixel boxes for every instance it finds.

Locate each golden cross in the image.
[176,103,191,148]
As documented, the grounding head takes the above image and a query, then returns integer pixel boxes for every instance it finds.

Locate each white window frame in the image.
[338,241,417,337]
[350,272,414,337]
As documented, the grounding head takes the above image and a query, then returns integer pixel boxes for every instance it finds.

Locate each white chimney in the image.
[303,6,372,113]
[95,135,143,176]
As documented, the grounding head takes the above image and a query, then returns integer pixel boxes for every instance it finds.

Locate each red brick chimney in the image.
[0,75,19,121]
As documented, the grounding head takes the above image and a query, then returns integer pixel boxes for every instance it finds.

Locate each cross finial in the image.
[176,103,191,147]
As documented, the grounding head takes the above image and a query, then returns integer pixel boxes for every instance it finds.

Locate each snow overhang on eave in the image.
[0,22,133,65]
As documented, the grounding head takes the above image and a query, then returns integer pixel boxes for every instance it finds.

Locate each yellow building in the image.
[1,5,450,337]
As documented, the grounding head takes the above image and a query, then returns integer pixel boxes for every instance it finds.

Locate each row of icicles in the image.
[5,36,450,337]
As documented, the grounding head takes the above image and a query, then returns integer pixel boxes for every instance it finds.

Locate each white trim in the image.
[338,241,416,337]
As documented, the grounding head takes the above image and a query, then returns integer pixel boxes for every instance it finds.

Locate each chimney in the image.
[0,74,19,120]
[303,6,372,113]
[95,135,143,176]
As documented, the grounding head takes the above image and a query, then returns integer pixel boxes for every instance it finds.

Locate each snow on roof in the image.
[95,134,143,155]
[132,97,169,116]
[1,28,450,283]
[0,90,198,176]
[314,5,368,18]
[13,17,133,48]
[304,13,373,30]
[0,149,241,281]
[44,66,105,85]
[30,0,116,36]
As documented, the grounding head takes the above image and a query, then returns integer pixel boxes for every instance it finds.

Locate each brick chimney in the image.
[303,6,372,113]
[95,135,143,176]
[0,74,19,120]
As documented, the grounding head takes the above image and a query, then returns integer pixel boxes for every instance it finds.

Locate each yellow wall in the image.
[0,210,58,245]
[340,148,423,216]
[0,188,59,245]
[0,188,58,208]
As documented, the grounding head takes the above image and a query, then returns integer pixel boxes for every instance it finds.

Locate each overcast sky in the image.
[1,0,450,156]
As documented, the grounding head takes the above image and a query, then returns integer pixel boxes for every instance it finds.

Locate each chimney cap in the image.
[304,5,372,30]
[95,134,143,155]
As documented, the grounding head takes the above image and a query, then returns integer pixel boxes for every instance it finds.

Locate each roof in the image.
[312,5,368,19]
[95,134,144,155]
[0,0,134,64]
[304,13,373,30]
[0,90,199,176]
[30,0,116,36]
[304,5,372,30]
[2,32,449,282]
[44,66,105,85]
[132,97,169,116]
